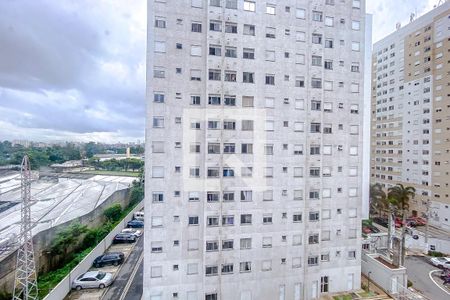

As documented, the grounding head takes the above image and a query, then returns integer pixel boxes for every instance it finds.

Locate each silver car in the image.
[72,271,113,290]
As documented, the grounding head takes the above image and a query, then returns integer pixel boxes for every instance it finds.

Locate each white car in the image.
[121,228,142,237]
[430,257,450,269]
[72,271,113,290]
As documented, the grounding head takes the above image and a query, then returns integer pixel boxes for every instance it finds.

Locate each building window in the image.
[241,143,253,154]
[221,263,234,274]
[205,266,218,276]
[293,213,302,222]
[207,216,219,227]
[244,0,256,12]
[208,69,221,81]
[225,0,237,9]
[240,261,251,272]
[265,74,275,85]
[191,22,202,32]
[188,216,199,225]
[208,95,221,105]
[206,241,219,252]
[240,238,251,249]
[223,120,236,130]
[224,70,237,82]
[308,256,319,266]
[222,215,234,226]
[308,234,319,244]
[242,96,254,107]
[312,34,322,44]
[243,48,255,59]
[209,20,221,31]
[223,191,235,202]
[240,190,252,202]
[312,11,323,22]
[209,44,221,56]
[321,276,329,293]
[266,4,275,15]
[243,24,255,35]
[207,191,220,202]
[243,72,254,83]
[240,214,252,225]
[312,55,322,66]
[223,143,235,153]
[225,46,237,58]
[266,27,276,38]
[295,76,305,87]
[309,211,320,221]
[154,17,166,28]
[225,22,237,33]
[296,8,305,19]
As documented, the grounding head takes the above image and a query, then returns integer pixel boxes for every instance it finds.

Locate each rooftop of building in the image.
[0,172,134,258]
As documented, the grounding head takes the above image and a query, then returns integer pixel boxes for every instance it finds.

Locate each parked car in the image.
[430,257,450,269]
[409,216,427,226]
[368,224,380,233]
[133,211,144,221]
[121,228,142,237]
[113,233,136,244]
[395,217,405,228]
[72,271,113,290]
[93,252,124,268]
[127,219,144,228]
[373,217,388,227]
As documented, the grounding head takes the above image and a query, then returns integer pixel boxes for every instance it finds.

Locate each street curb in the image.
[99,235,141,300]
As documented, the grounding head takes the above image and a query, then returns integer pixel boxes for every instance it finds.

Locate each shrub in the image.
[428,250,445,257]
[103,204,122,222]
[407,280,413,287]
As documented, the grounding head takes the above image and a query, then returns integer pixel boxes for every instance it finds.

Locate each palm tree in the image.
[387,184,416,266]
[388,183,415,213]
[370,183,388,217]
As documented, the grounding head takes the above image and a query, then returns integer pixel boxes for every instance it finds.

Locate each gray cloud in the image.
[0,0,145,142]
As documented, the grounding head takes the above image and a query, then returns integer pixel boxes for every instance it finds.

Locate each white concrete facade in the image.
[145,1,367,299]
[371,2,450,231]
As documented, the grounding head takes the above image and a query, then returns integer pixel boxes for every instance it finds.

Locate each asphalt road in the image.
[123,260,143,300]
[405,256,450,300]
[102,235,144,300]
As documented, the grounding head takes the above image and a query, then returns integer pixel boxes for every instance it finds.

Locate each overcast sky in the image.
[0,0,438,143]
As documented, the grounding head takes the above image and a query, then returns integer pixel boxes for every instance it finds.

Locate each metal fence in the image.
[43,201,144,300]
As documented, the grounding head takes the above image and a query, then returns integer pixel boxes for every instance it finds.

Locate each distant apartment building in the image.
[371,2,450,231]
[146,0,368,299]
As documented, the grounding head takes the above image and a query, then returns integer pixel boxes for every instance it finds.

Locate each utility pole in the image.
[401,209,407,266]
[13,155,38,300]
[424,199,430,253]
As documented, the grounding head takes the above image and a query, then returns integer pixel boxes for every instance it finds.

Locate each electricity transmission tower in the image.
[13,155,38,300]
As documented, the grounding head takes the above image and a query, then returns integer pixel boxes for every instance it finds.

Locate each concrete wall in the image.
[0,188,130,295]
[43,201,143,300]
[361,251,407,295]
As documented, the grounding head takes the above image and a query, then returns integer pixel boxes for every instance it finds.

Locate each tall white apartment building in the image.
[370,2,450,231]
[146,1,368,299]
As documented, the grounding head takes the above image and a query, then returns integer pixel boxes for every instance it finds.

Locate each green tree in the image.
[103,204,123,222]
[50,222,87,257]
[369,183,388,217]
[388,184,415,266]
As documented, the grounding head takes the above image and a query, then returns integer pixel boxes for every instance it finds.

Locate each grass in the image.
[37,247,93,298]
[358,291,376,297]
[333,295,352,300]
[81,170,140,177]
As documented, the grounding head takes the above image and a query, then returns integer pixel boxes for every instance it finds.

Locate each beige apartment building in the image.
[371,2,450,231]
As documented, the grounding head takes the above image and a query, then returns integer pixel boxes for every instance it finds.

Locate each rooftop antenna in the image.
[13,155,38,300]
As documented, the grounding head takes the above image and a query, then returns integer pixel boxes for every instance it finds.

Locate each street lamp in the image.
[368,271,372,293]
